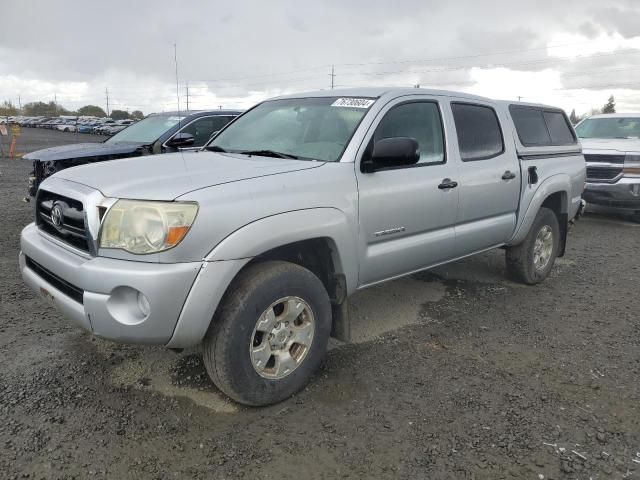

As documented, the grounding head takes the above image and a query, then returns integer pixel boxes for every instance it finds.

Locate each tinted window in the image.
[451,103,504,161]
[510,106,551,146]
[179,116,233,147]
[374,102,445,164]
[543,111,576,145]
[510,106,577,147]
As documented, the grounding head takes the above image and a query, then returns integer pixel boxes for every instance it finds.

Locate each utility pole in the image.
[54,93,58,116]
[18,95,22,112]
[105,87,110,117]
[329,65,336,89]
[185,82,189,111]
[517,96,523,102]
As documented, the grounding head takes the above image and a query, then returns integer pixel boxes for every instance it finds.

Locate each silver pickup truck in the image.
[20,88,585,405]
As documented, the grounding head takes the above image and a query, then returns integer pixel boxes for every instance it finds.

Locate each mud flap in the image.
[331,301,351,342]
[558,212,569,257]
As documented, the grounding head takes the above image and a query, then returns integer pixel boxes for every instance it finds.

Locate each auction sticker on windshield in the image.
[331,98,375,108]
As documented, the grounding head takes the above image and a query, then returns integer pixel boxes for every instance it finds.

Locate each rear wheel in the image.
[203,261,332,406]
[506,207,560,285]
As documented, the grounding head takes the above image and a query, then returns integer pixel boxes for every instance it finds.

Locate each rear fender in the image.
[509,174,570,246]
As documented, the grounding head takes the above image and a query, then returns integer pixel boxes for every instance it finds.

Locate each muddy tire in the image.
[203,261,332,406]
[506,207,560,285]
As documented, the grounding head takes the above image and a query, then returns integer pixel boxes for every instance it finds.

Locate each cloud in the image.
[0,0,639,115]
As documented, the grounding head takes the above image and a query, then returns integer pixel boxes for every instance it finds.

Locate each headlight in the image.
[624,154,640,177]
[99,200,198,254]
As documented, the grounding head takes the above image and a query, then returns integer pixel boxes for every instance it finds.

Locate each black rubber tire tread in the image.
[506,207,560,285]
[203,260,331,406]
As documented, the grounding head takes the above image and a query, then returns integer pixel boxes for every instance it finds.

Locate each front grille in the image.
[586,166,623,181]
[25,256,84,304]
[584,154,625,164]
[36,190,90,252]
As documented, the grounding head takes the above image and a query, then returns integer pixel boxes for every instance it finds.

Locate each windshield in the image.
[208,97,376,161]
[106,115,184,144]
[575,117,640,139]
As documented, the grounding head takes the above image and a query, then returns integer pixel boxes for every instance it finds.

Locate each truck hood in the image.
[580,138,640,154]
[50,151,324,200]
[23,141,146,162]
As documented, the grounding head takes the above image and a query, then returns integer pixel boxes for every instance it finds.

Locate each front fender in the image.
[205,207,359,294]
[508,174,570,246]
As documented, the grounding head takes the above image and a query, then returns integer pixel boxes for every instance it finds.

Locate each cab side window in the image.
[373,102,445,165]
[179,116,234,147]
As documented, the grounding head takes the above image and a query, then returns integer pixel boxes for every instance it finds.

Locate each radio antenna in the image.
[174,43,182,128]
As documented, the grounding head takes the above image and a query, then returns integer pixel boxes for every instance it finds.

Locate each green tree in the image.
[110,109,130,120]
[0,100,18,116]
[602,95,616,114]
[24,101,59,116]
[77,105,106,117]
[130,110,144,120]
[569,109,579,125]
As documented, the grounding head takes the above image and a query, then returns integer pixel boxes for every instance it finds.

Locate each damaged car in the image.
[23,109,241,199]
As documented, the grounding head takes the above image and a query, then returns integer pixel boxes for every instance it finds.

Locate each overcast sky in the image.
[1,0,639,116]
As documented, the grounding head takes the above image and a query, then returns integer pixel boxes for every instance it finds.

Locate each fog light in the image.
[137,292,151,317]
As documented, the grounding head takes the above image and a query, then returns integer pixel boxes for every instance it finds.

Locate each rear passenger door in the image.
[448,101,520,256]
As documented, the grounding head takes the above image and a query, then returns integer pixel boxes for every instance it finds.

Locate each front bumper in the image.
[583,177,640,213]
[20,223,248,347]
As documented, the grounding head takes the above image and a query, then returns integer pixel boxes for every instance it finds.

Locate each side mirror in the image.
[361,137,420,173]
[166,132,195,148]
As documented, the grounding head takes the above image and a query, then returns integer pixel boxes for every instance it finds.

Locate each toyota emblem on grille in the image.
[51,204,64,229]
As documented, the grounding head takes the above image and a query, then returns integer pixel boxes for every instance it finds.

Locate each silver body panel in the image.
[20,88,586,347]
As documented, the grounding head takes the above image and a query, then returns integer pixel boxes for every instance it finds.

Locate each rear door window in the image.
[451,103,504,161]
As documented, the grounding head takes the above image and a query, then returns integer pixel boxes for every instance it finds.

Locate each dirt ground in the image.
[1,130,639,479]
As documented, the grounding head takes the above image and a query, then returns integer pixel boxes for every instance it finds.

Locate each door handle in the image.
[501,170,517,180]
[438,178,458,190]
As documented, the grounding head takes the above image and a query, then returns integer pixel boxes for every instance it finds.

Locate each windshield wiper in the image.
[237,149,301,159]
[204,145,227,152]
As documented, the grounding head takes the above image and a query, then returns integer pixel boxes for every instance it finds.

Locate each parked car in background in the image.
[19,88,585,405]
[22,109,241,197]
[55,120,78,132]
[576,113,640,222]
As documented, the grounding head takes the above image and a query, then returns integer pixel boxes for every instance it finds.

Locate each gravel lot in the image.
[1,129,639,479]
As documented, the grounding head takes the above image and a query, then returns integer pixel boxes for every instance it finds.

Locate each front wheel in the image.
[203,261,332,406]
[506,207,560,285]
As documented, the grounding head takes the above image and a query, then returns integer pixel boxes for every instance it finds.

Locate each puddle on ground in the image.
[348,275,446,343]
[94,340,238,413]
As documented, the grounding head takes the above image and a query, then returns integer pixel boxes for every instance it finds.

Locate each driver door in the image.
[356,97,459,286]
